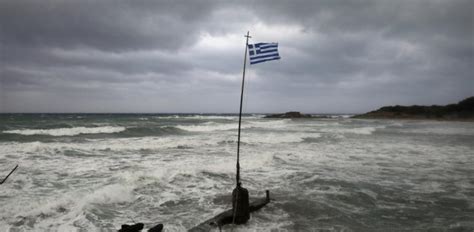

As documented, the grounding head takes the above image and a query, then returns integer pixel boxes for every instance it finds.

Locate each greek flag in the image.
[248,42,280,65]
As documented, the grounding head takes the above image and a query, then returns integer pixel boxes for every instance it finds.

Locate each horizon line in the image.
[0,112,359,115]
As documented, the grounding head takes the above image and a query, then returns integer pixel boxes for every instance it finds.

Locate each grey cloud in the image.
[0,0,472,113]
[3,46,193,77]
[0,0,218,51]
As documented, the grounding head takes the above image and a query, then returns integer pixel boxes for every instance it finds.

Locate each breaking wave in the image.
[3,126,126,136]
[176,119,290,132]
[176,122,245,132]
[320,126,384,135]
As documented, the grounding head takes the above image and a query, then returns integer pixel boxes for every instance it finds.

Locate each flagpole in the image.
[236,31,251,187]
[0,164,18,185]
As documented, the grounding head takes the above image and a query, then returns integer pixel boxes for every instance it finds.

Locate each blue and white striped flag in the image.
[248,42,280,65]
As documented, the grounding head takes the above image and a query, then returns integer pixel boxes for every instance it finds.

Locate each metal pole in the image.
[0,164,18,185]
[236,31,251,187]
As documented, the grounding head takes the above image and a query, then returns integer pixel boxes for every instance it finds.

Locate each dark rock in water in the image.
[117,223,163,232]
[148,224,164,232]
[119,223,144,232]
[264,111,312,118]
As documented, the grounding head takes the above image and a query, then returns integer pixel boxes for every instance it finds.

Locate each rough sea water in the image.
[0,114,473,231]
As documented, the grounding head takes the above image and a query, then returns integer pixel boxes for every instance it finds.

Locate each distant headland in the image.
[264,111,313,118]
[353,96,474,121]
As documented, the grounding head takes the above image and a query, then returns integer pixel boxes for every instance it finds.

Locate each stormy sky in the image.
[1,0,472,113]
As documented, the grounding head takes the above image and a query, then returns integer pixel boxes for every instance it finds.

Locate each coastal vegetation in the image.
[354,96,474,120]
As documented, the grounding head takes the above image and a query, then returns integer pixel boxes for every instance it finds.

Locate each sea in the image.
[0,114,473,232]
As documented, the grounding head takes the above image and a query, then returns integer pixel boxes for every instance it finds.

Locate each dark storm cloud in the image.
[0,0,472,113]
[237,0,473,112]
[3,46,193,77]
[0,0,219,51]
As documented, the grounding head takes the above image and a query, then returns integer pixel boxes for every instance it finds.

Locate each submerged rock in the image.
[148,224,164,232]
[118,223,163,232]
[119,223,144,232]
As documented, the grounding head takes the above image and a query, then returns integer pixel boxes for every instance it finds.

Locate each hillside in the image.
[354,97,474,120]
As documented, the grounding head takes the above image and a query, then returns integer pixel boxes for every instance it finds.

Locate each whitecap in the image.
[176,122,246,132]
[320,126,385,135]
[248,119,291,129]
[3,126,126,136]
[243,132,321,144]
[83,184,134,205]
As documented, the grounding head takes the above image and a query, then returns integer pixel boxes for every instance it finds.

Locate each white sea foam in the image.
[343,126,379,135]
[2,183,135,231]
[187,115,239,120]
[405,126,474,136]
[176,122,245,132]
[331,114,354,119]
[0,129,323,158]
[176,119,291,132]
[320,126,384,135]
[154,115,239,120]
[249,119,291,129]
[3,126,126,136]
[0,135,222,154]
[243,132,321,144]
[84,184,135,205]
[1,117,473,231]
